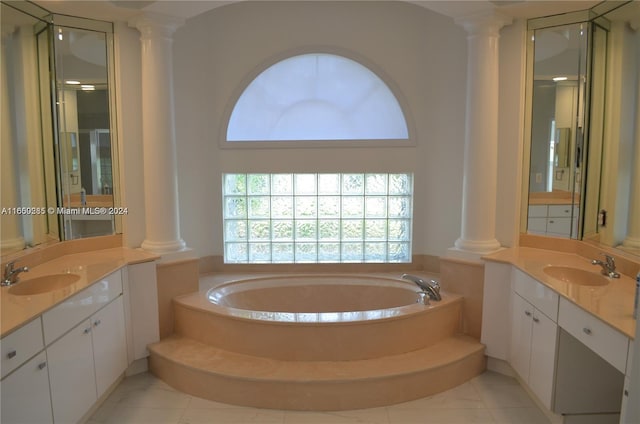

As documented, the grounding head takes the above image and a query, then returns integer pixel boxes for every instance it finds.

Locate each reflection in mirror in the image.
[1,1,55,255]
[526,22,593,239]
[53,24,117,239]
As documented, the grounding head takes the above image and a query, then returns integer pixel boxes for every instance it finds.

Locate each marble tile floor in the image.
[88,370,550,424]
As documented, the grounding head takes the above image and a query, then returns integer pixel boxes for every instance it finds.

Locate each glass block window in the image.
[227,54,409,142]
[223,173,413,263]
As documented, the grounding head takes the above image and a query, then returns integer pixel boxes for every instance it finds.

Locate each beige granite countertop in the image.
[484,247,637,339]
[0,248,158,337]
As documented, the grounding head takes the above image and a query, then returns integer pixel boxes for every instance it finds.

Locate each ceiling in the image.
[31,0,604,23]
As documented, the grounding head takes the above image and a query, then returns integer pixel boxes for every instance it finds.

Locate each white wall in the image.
[171,1,468,258]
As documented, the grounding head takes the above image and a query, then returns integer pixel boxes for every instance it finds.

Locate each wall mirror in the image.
[52,19,119,240]
[1,0,120,256]
[523,1,640,258]
[1,0,55,255]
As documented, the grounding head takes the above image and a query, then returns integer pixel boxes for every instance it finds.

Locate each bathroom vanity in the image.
[482,247,636,423]
[0,248,159,423]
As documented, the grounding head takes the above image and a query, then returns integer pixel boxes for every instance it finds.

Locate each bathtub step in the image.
[172,291,465,361]
[148,334,485,411]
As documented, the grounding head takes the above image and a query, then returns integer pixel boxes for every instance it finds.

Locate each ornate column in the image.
[622,24,640,251]
[130,13,187,254]
[1,28,26,252]
[448,11,512,260]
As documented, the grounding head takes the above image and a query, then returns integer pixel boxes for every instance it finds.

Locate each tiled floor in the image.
[87,370,551,424]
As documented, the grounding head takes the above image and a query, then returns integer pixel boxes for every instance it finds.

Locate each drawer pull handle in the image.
[583,327,592,335]
[532,317,540,323]
[83,327,92,334]
[94,319,101,327]
[38,362,47,370]
[7,350,17,359]
[549,220,555,224]
[524,310,532,317]
[564,210,569,213]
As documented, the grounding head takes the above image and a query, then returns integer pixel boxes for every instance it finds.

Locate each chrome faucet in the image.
[2,261,29,287]
[592,254,620,278]
[401,273,442,301]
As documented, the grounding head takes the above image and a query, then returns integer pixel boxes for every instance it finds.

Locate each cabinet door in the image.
[48,319,97,424]
[510,292,533,381]
[529,310,558,409]
[0,351,53,424]
[92,295,127,397]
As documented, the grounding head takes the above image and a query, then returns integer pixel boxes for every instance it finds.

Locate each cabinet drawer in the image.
[558,297,629,373]
[1,318,44,379]
[513,269,559,321]
[43,269,122,345]
[548,204,576,218]
[528,205,548,218]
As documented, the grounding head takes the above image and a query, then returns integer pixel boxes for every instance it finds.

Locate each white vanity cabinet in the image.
[0,318,52,424]
[47,318,98,424]
[0,351,53,424]
[47,295,127,423]
[45,269,127,424]
[509,269,559,409]
[92,295,127,397]
[558,297,629,373]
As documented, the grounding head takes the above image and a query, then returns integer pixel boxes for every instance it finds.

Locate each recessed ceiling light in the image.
[553,77,568,82]
[65,80,81,85]
[81,85,95,91]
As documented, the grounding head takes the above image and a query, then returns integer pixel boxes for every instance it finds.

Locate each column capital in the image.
[129,12,185,40]
[455,10,513,37]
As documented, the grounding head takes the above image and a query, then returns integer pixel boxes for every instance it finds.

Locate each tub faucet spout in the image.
[401,273,441,301]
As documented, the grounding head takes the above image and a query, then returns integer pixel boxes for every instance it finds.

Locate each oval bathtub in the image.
[173,274,463,361]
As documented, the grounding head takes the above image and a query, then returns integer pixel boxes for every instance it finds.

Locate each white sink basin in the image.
[543,266,609,287]
[8,274,81,296]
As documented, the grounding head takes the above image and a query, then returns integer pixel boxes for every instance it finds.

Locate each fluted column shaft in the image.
[131,13,186,254]
[450,12,512,258]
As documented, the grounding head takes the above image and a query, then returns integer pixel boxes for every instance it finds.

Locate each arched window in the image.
[227,53,409,142]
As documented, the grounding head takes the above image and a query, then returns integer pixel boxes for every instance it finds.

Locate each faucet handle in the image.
[4,261,15,275]
[601,254,616,269]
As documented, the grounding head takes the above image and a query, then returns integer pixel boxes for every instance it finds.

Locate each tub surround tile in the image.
[157,258,199,338]
[172,289,463,361]
[149,334,485,411]
[198,255,441,275]
[439,257,484,340]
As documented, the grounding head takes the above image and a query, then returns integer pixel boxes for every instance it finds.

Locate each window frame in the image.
[219,48,416,149]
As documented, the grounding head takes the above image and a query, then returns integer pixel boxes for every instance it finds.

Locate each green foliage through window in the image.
[222,173,413,263]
